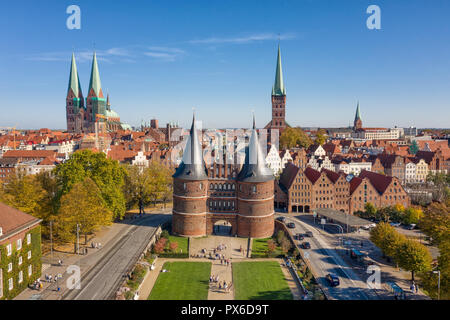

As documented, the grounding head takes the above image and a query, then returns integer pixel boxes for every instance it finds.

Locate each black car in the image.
[296,234,304,241]
[326,274,340,287]
[287,222,295,229]
[276,216,286,223]
[302,242,311,249]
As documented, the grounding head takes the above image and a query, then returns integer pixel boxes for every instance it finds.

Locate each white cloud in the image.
[189,32,296,44]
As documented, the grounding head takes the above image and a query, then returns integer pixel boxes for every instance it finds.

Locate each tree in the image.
[409,140,419,155]
[169,241,178,253]
[153,237,167,254]
[314,129,327,146]
[279,127,313,150]
[147,161,173,208]
[123,164,154,213]
[396,239,433,281]
[267,239,276,255]
[54,178,113,245]
[364,202,377,218]
[0,174,46,219]
[54,150,126,219]
[420,202,450,245]
[403,207,424,225]
[370,222,405,260]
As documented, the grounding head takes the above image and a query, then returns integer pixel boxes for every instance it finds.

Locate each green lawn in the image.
[167,235,188,254]
[148,262,211,300]
[232,261,293,300]
[251,238,282,258]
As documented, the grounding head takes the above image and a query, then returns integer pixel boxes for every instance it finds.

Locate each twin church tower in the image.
[66,52,128,134]
[172,45,288,238]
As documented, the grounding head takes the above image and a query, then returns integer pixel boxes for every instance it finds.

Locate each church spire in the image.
[67,52,82,98]
[355,101,362,122]
[173,112,208,180]
[272,44,286,96]
[88,52,103,98]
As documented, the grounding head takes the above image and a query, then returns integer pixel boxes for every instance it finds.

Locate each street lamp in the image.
[433,270,441,300]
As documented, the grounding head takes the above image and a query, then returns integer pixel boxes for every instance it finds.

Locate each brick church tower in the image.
[85,52,107,132]
[265,44,287,134]
[353,101,363,131]
[66,53,85,133]
[172,114,209,237]
[236,116,275,238]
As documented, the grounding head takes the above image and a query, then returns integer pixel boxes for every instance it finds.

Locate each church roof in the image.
[272,44,286,96]
[67,53,82,98]
[88,52,103,98]
[354,101,362,122]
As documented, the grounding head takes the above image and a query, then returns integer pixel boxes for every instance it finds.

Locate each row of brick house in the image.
[275,163,410,214]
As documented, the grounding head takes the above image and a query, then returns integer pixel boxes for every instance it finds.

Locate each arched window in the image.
[232,184,235,190]
[183,183,187,191]
[252,185,257,193]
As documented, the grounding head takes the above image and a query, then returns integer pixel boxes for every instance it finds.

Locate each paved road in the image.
[63,213,171,300]
[278,214,378,300]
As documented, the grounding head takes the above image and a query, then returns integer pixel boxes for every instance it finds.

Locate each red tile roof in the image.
[304,167,321,184]
[0,202,41,239]
[358,170,393,195]
[279,162,300,190]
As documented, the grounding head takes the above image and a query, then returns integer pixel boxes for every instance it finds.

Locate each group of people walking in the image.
[209,275,232,292]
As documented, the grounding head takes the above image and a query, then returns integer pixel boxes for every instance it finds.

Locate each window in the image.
[28,251,32,260]
[28,265,32,276]
[183,183,187,191]
[199,182,203,190]
[252,185,257,193]
[18,271,23,284]
[6,244,12,256]
[18,256,23,266]
[7,263,12,273]
[17,239,22,251]
[27,233,31,245]
[8,278,13,291]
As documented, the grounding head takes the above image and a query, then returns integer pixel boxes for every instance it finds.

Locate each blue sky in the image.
[1,0,450,129]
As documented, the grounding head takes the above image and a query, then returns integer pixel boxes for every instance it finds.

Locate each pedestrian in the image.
[219,282,222,290]
[415,283,419,293]
[410,283,415,293]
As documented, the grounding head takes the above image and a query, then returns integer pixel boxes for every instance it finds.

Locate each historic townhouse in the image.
[0,203,42,300]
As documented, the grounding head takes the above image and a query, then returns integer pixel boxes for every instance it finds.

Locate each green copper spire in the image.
[355,101,362,121]
[67,53,82,98]
[88,52,103,98]
[272,44,286,96]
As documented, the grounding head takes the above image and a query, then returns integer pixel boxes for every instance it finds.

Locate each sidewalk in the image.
[15,213,156,300]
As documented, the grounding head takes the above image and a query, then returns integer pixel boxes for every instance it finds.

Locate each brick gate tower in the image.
[237,116,275,238]
[172,114,209,237]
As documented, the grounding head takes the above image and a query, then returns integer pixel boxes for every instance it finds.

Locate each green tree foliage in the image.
[370,222,405,260]
[409,140,419,155]
[54,150,126,219]
[279,127,313,150]
[420,202,450,245]
[123,161,173,210]
[0,174,47,220]
[364,202,377,218]
[396,239,432,281]
[403,207,424,225]
[54,178,113,244]
[314,129,327,146]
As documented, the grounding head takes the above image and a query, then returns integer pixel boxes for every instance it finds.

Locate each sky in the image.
[1,0,450,130]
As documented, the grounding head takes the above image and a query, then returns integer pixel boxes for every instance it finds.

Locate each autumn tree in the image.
[403,207,424,225]
[314,129,327,146]
[420,202,450,245]
[54,150,126,219]
[267,239,276,255]
[370,222,405,261]
[54,178,113,246]
[280,127,313,150]
[396,239,433,281]
[169,241,179,253]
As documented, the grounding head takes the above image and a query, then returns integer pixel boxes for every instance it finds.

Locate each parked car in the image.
[305,231,313,237]
[390,222,401,227]
[407,224,416,230]
[326,274,340,287]
[287,222,295,229]
[296,234,304,241]
[302,242,311,249]
[276,216,286,223]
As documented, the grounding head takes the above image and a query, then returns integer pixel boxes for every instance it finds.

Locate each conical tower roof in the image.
[67,53,82,98]
[88,52,103,98]
[354,101,362,122]
[272,44,286,96]
[237,115,274,183]
[173,113,208,180]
